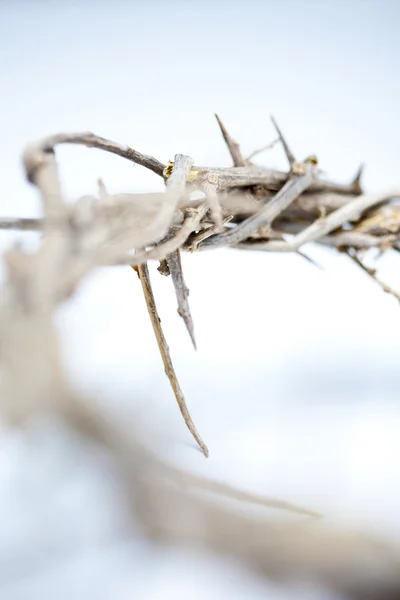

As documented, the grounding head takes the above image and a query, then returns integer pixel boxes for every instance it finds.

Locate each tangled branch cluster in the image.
[1,116,400,599]
[3,115,400,456]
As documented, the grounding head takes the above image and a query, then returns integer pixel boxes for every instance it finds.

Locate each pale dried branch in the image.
[251,188,400,253]
[23,131,166,178]
[185,215,234,251]
[58,393,400,600]
[199,161,316,249]
[157,153,193,227]
[135,263,208,457]
[189,163,358,195]
[235,231,397,251]
[138,485,400,600]
[347,250,400,303]
[108,203,209,266]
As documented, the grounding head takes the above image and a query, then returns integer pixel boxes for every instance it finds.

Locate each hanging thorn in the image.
[166,250,197,350]
[180,310,196,350]
[350,163,364,195]
[215,114,246,167]
[270,116,296,167]
[135,263,208,456]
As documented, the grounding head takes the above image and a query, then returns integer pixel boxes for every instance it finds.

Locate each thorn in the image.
[214,114,246,167]
[178,308,197,350]
[270,116,296,167]
[215,113,227,135]
[97,178,110,204]
[351,163,364,194]
[135,263,208,457]
[166,250,197,350]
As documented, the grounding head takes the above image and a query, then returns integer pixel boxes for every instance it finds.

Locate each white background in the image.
[0,1,400,598]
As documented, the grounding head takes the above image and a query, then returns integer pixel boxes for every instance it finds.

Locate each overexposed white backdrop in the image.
[1,1,400,598]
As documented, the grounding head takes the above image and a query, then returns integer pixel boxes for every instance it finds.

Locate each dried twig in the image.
[157,153,193,227]
[199,161,316,249]
[347,250,400,302]
[185,215,234,251]
[245,138,279,162]
[59,394,400,600]
[135,263,208,457]
[23,131,166,178]
[249,188,400,252]
[111,204,209,266]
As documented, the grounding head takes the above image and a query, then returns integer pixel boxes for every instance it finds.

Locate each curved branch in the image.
[22,131,166,181]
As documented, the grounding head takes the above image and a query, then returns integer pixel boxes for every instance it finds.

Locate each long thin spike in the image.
[166,249,197,349]
[215,114,246,167]
[270,116,296,167]
[134,263,209,457]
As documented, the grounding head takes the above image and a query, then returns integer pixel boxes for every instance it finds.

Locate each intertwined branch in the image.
[3,116,400,455]
[1,116,400,598]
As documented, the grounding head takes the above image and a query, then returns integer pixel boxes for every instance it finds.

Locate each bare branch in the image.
[185,215,234,251]
[199,162,316,249]
[18,129,363,201]
[151,153,193,232]
[176,470,322,518]
[23,132,166,179]
[61,396,400,600]
[347,250,400,303]
[235,231,397,252]
[135,263,208,457]
[190,164,359,196]
[199,178,223,229]
[254,189,400,253]
[106,204,208,266]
